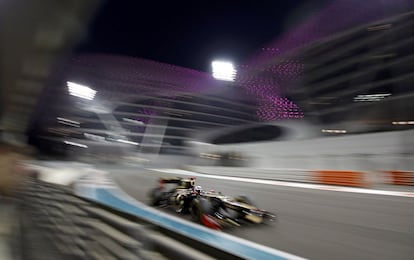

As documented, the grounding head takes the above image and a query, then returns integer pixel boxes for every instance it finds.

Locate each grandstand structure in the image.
[242,4,413,135]
[288,11,413,134]
[28,4,414,159]
[29,53,305,157]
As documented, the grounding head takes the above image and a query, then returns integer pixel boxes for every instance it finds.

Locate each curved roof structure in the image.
[30,54,303,155]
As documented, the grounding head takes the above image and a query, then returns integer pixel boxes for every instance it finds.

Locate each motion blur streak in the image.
[151,168,414,198]
[107,167,414,260]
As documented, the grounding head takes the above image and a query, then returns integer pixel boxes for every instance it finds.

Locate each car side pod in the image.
[200,214,222,230]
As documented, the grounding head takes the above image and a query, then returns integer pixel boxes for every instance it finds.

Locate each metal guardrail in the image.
[20,178,219,260]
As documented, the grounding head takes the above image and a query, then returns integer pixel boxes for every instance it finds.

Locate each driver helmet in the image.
[194,185,202,194]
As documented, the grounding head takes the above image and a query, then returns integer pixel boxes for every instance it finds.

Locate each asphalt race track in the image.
[105,166,414,260]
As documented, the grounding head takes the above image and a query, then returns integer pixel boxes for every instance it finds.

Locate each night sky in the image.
[76,0,328,72]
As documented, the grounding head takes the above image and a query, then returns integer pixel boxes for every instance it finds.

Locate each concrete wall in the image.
[191,130,414,171]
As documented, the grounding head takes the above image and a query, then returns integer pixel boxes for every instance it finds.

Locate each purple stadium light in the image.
[66,53,306,122]
[237,0,413,121]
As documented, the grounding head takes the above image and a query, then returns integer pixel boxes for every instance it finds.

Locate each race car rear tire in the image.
[149,187,163,206]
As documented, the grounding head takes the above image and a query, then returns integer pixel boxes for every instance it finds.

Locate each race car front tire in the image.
[190,198,213,222]
[190,198,221,229]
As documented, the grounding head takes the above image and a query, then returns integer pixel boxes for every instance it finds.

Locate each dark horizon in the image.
[75,0,327,72]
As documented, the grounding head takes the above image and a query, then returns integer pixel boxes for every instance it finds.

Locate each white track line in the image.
[150,168,414,198]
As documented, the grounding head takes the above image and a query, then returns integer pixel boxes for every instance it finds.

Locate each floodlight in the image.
[212,61,236,81]
[67,81,96,100]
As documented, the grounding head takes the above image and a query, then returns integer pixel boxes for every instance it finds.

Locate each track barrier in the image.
[184,166,414,188]
[20,178,216,260]
[386,171,414,185]
[19,162,306,260]
[313,170,367,187]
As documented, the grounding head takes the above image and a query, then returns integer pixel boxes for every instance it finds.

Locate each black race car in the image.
[149,177,276,230]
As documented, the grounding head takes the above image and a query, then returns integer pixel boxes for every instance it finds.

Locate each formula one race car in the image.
[149,177,276,230]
